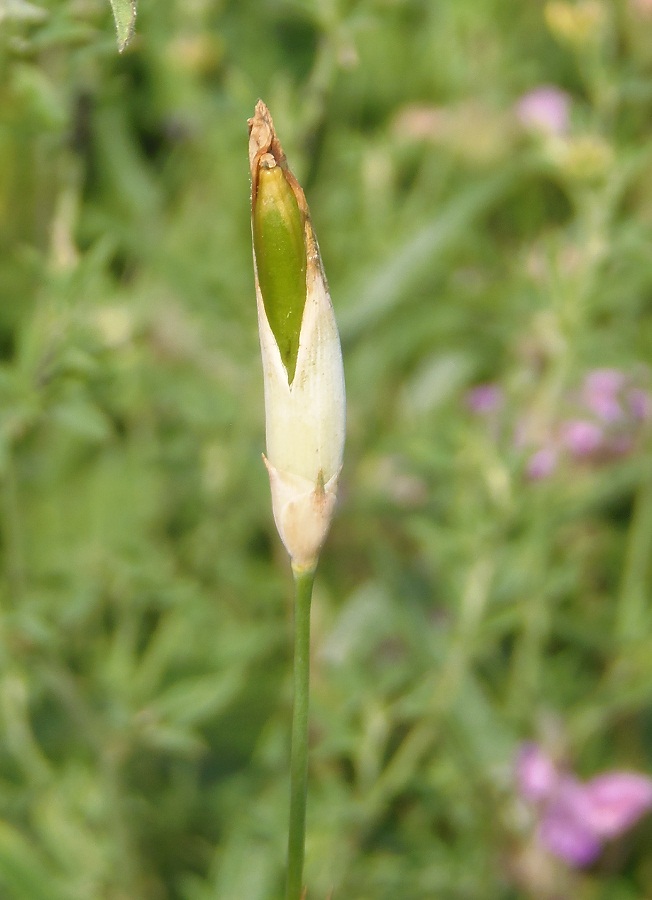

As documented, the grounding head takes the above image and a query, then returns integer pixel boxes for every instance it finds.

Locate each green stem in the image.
[2,449,26,603]
[286,566,315,900]
[616,473,652,642]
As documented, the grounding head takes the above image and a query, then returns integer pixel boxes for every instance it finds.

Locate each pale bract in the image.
[249,101,345,571]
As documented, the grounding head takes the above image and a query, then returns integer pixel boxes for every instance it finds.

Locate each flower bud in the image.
[248,101,346,572]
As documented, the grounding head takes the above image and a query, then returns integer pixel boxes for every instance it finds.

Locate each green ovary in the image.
[254,165,307,384]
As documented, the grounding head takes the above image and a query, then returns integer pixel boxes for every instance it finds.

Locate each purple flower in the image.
[581,368,627,423]
[515,86,571,136]
[476,368,649,485]
[627,387,651,421]
[539,775,604,866]
[516,743,652,868]
[466,383,504,415]
[581,773,652,838]
[517,742,559,801]
[526,446,559,480]
[559,419,604,458]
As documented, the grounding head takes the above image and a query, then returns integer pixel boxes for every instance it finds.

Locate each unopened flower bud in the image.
[248,101,346,572]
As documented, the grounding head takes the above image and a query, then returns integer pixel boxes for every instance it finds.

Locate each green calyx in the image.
[254,164,307,384]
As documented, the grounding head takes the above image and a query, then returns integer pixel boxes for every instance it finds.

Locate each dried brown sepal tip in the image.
[247,101,309,222]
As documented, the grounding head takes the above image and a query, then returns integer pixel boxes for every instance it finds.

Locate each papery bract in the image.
[249,101,345,571]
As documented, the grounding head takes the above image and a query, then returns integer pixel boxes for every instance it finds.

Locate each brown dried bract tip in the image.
[247,100,309,222]
[248,100,285,178]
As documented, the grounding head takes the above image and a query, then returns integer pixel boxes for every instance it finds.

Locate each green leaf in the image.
[0,822,69,900]
[49,399,111,443]
[108,0,136,53]
[148,671,244,727]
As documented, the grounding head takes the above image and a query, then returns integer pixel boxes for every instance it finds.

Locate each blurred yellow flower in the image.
[549,134,614,182]
[545,0,607,47]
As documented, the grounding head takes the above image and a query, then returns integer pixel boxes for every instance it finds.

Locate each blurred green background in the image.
[1,0,652,897]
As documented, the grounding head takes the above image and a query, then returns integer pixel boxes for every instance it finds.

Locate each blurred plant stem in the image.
[286,566,315,900]
[1,450,26,603]
[616,473,652,642]
[506,176,620,717]
[350,557,495,849]
[505,494,552,719]
[299,33,337,189]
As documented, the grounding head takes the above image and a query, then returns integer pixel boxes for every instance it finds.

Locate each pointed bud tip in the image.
[248,100,285,184]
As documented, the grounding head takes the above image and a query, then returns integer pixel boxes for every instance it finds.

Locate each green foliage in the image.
[1,0,652,897]
[108,0,137,53]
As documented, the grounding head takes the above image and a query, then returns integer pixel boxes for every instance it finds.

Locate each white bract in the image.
[249,101,345,572]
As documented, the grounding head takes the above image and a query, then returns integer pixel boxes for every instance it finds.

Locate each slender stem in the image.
[285,565,315,900]
[616,473,652,642]
[2,449,26,603]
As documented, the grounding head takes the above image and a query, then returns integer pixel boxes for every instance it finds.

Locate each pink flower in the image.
[581,773,652,838]
[466,383,504,415]
[627,387,651,421]
[470,368,650,484]
[539,775,604,866]
[517,742,559,801]
[516,743,652,868]
[516,86,571,136]
[559,419,604,457]
[526,446,559,480]
[581,368,627,423]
